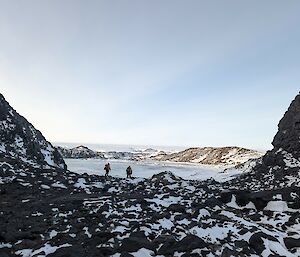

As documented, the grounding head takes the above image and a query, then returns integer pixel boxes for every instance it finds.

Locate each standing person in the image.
[126,166,133,179]
[104,163,111,178]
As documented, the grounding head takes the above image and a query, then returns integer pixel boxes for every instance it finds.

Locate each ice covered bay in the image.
[65,159,239,181]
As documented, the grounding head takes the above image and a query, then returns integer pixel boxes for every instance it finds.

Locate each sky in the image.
[1,0,300,150]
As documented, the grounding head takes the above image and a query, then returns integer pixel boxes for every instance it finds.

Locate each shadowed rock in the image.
[272,93,300,156]
[0,94,66,169]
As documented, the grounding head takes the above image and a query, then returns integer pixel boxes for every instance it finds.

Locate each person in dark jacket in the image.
[126,166,133,179]
[104,163,111,178]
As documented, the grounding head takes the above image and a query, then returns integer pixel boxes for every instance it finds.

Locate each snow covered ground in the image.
[65,158,240,182]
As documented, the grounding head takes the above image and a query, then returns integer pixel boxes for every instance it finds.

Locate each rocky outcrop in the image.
[57,146,159,161]
[272,93,300,156]
[0,94,66,169]
[57,145,104,159]
[226,92,300,191]
[103,151,135,160]
[151,146,263,166]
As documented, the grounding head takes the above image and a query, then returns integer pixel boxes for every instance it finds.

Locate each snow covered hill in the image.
[57,145,104,159]
[151,146,263,166]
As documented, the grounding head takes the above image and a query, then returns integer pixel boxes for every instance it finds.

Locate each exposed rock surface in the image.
[0,94,66,169]
[151,146,263,166]
[57,146,159,161]
[1,92,300,257]
[272,94,300,156]
[226,93,300,192]
[57,145,104,159]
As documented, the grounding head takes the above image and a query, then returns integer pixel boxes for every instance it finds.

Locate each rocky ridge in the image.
[57,146,104,159]
[57,146,159,161]
[0,94,66,170]
[225,93,300,191]
[58,144,262,167]
[151,146,263,166]
[1,92,300,257]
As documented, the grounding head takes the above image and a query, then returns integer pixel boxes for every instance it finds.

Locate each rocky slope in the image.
[0,94,66,170]
[151,146,263,166]
[1,92,300,257]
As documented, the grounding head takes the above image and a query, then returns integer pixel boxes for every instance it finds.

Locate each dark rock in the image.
[284,237,300,249]
[90,232,115,244]
[174,235,207,252]
[249,232,277,254]
[235,191,251,206]
[0,94,66,169]
[249,196,269,211]
[220,190,232,203]
[272,93,300,157]
[120,253,134,257]
[167,203,186,213]
[96,247,115,256]
[0,249,12,257]
[221,247,240,257]
[205,197,222,208]
[47,245,84,257]
[118,234,154,252]
[156,236,177,255]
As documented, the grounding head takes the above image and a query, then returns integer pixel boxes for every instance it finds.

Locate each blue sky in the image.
[1,0,300,150]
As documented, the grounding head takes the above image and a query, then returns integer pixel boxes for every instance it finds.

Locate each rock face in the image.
[0,94,66,169]
[228,92,300,191]
[151,146,263,166]
[272,93,300,156]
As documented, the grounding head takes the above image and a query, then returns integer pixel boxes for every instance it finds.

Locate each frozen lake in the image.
[65,158,239,182]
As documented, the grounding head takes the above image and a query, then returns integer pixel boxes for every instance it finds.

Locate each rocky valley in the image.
[1,93,300,257]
